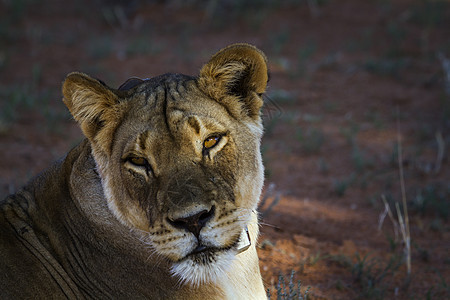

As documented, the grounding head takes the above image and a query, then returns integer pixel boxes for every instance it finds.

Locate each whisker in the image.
[258,221,281,230]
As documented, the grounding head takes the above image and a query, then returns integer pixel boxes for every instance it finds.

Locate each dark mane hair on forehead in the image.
[118,77,147,91]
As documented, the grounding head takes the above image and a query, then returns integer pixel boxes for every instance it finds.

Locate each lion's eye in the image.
[203,136,221,149]
[126,156,153,176]
[128,157,147,167]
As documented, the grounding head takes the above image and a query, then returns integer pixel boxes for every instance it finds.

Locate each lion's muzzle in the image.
[167,205,215,239]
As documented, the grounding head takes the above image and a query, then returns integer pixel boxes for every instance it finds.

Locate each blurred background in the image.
[0,0,449,299]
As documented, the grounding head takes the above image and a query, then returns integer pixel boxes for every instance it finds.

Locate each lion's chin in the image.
[170,250,236,286]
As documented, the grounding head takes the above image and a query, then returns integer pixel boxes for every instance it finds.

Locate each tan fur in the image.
[0,44,268,299]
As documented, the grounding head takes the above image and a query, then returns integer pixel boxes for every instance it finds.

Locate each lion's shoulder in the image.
[0,191,83,298]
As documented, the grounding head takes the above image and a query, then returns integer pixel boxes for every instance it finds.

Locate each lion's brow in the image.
[161,84,175,140]
[138,131,149,151]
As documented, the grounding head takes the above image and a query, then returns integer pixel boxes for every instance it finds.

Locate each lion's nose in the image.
[168,206,215,238]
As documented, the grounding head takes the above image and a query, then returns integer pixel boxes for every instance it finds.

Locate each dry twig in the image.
[396,111,411,276]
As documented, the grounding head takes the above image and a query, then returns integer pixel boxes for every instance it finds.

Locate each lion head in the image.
[62,44,268,286]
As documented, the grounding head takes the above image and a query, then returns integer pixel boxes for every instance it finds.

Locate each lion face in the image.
[62,44,268,286]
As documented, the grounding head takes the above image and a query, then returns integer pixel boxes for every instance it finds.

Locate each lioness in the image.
[0,44,268,299]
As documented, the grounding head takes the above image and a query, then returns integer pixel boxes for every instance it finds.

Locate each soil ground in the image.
[0,1,449,299]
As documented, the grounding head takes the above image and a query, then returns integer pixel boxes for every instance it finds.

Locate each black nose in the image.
[168,206,215,238]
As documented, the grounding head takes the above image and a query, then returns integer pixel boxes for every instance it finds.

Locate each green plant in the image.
[317,157,329,174]
[351,144,374,174]
[412,242,429,263]
[0,83,40,131]
[268,271,310,300]
[333,173,356,197]
[327,253,402,299]
[385,234,398,252]
[101,5,129,29]
[364,57,410,78]
[86,35,113,59]
[346,27,374,52]
[1,0,36,25]
[410,0,449,28]
[270,29,291,55]
[297,127,325,154]
[202,0,279,29]
[353,253,402,299]
[323,101,337,113]
[411,184,449,219]
[384,20,407,58]
[295,41,317,77]
[126,36,164,57]
[298,251,325,274]
[432,267,449,295]
[309,251,322,266]
[340,122,359,146]
[365,110,385,130]
[0,62,60,132]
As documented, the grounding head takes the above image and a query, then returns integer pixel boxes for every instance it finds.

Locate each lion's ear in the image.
[198,43,269,120]
[62,72,121,152]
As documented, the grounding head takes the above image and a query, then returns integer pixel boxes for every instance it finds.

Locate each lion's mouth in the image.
[191,244,208,254]
[170,228,251,285]
[171,242,237,284]
[185,240,238,263]
[184,227,250,263]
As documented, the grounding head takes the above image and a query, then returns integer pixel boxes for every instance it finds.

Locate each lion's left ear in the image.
[198,43,269,120]
[62,72,123,154]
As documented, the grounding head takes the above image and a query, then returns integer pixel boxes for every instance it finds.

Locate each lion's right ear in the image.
[62,72,121,152]
[198,44,269,121]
